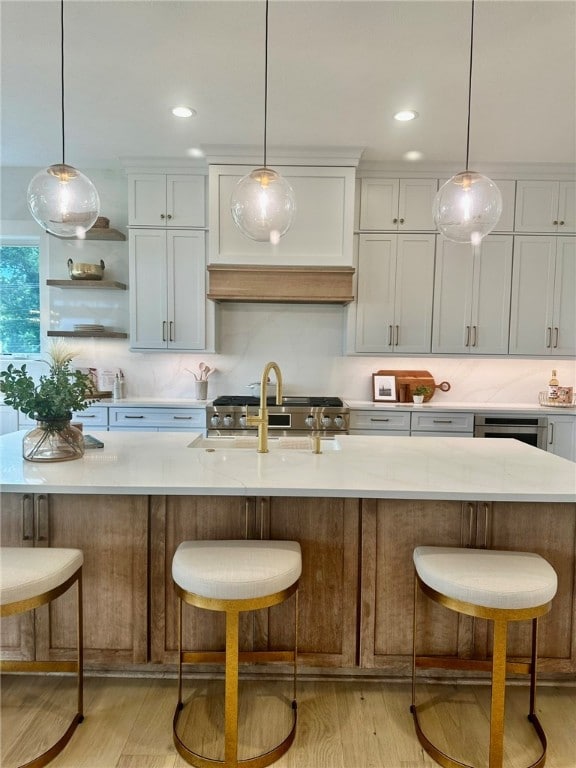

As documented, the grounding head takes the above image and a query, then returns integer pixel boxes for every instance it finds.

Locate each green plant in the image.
[413,385,433,397]
[0,341,95,422]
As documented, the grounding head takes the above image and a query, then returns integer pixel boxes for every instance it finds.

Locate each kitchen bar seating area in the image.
[1,426,575,767]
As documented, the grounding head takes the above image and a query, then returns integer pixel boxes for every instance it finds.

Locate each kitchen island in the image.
[1,431,575,679]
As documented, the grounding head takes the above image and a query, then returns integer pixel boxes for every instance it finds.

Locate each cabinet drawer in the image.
[410,412,474,433]
[349,410,411,431]
[108,407,205,429]
[19,406,109,428]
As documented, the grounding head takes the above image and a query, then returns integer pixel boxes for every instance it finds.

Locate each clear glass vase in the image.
[22,418,85,462]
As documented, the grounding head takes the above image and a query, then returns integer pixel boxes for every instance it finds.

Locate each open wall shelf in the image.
[47,331,128,339]
[47,279,127,290]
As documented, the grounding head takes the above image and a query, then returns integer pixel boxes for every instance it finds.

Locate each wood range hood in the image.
[207,264,355,305]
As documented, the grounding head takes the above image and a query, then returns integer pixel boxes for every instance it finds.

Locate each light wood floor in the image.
[1,675,575,768]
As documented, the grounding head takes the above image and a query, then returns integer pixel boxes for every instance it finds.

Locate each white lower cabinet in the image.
[108,407,205,432]
[18,406,108,431]
[349,410,410,435]
[432,236,513,354]
[349,409,474,437]
[509,236,576,356]
[546,415,576,462]
[129,229,206,351]
[354,233,435,353]
[410,412,475,435]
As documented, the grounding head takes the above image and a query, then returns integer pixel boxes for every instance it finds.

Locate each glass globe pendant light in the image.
[27,0,99,238]
[231,0,295,244]
[433,0,501,246]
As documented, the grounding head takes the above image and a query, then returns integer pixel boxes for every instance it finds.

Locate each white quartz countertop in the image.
[46,398,576,417]
[1,431,574,502]
[345,400,576,415]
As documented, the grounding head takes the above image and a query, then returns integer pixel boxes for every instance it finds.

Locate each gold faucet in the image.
[246,361,283,453]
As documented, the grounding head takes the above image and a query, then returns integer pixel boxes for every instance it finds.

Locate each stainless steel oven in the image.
[206,396,349,437]
[474,415,548,450]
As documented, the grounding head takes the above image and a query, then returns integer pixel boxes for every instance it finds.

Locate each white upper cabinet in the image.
[432,236,513,355]
[128,174,206,227]
[515,180,575,232]
[491,179,516,231]
[129,229,206,351]
[209,165,355,265]
[509,236,576,356]
[359,178,438,231]
[354,233,435,354]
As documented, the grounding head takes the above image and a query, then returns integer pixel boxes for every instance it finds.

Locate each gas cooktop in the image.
[212,396,344,407]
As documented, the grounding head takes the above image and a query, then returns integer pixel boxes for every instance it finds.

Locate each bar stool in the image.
[0,547,83,768]
[172,539,302,768]
[410,546,557,768]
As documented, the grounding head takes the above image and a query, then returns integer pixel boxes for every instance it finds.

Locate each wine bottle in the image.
[548,369,559,400]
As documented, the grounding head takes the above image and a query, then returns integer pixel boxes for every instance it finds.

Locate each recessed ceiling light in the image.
[404,150,424,162]
[187,147,205,158]
[394,110,418,122]
[172,106,196,118]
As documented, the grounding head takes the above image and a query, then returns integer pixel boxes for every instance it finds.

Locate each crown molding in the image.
[357,160,576,180]
[119,156,208,174]
[201,145,365,167]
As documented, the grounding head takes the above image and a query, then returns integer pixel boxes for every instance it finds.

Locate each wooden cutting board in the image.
[375,370,450,402]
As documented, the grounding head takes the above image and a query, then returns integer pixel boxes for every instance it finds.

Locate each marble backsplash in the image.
[5,302,575,406]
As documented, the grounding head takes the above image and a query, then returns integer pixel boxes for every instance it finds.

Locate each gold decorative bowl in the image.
[67,258,105,280]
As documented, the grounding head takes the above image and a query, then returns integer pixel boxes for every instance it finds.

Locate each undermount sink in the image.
[188,435,341,452]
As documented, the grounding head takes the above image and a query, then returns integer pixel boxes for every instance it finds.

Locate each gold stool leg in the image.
[526,618,548,768]
[490,620,508,768]
[77,570,84,722]
[224,609,240,766]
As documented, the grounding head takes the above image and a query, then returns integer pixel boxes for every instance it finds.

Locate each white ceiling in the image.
[1,0,575,172]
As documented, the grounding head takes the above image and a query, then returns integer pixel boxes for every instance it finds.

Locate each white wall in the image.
[2,166,575,405]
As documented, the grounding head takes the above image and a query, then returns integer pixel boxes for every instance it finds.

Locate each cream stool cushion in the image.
[173,540,302,600]
[413,546,557,610]
[0,547,83,606]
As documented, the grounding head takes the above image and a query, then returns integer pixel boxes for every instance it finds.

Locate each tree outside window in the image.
[0,244,41,354]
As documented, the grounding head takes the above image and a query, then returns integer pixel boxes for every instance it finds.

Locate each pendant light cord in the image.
[263,0,269,168]
[60,0,66,165]
[464,0,475,171]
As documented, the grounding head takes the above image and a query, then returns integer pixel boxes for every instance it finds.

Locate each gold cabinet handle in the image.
[22,494,34,541]
[546,327,552,348]
[465,325,470,346]
[553,327,559,348]
[472,325,477,347]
